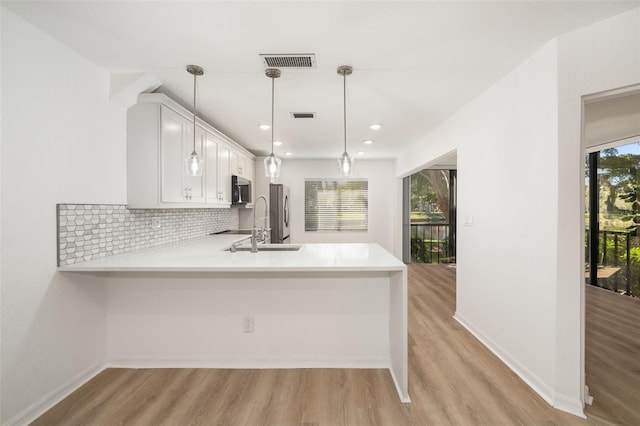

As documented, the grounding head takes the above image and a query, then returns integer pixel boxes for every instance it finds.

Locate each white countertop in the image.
[58,235,406,273]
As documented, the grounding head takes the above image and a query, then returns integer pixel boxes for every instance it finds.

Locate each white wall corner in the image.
[453,312,560,413]
[552,393,586,419]
[4,362,106,426]
[109,73,162,108]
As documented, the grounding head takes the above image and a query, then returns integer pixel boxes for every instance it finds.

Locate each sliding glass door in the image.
[586,141,640,297]
[403,169,456,264]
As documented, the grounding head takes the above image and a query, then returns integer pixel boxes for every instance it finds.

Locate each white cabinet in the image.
[230,151,242,176]
[204,130,218,203]
[127,93,255,209]
[205,132,232,205]
[217,142,232,204]
[230,150,256,204]
[160,107,205,203]
[245,157,255,182]
[246,157,256,202]
[230,151,252,178]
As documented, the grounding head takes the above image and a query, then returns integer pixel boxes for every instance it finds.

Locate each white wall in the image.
[399,39,563,410]
[555,7,640,411]
[395,7,640,417]
[255,159,398,253]
[0,9,127,424]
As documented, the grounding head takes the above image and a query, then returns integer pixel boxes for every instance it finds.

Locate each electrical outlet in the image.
[243,316,254,333]
[151,217,161,229]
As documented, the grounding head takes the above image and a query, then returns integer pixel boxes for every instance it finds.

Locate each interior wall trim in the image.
[453,312,586,419]
[5,362,106,426]
[105,358,390,370]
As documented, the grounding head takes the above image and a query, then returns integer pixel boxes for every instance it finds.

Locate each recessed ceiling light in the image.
[357,151,365,155]
[285,152,293,156]
[370,124,382,130]
[259,124,271,130]
[363,139,373,145]
[273,141,282,146]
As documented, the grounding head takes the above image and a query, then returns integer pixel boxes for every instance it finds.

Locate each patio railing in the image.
[410,223,454,264]
[586,229,636,296]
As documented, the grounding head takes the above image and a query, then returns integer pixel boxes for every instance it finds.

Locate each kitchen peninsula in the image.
[59,236,409,403]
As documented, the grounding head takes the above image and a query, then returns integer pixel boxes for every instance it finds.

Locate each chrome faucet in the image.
[229,235,252,253]
[252,195,269,253]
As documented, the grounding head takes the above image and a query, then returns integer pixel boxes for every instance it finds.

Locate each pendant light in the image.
[337,65,354,176]
[185,65,204,177]
[264,68,282,178]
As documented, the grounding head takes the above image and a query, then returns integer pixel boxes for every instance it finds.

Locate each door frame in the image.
[581,83,640,405]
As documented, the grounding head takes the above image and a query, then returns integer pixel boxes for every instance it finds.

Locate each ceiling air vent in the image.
[291,112,316,119]
[260,54,316,69]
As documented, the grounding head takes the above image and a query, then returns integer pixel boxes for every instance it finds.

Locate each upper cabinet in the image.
[127,94,255,209]
[160,107,205,203]
[230,151,250,177]
[205,132,232,205]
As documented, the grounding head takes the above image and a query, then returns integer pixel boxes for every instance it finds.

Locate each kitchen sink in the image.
[225,244,302,252]
[212,229,253,235]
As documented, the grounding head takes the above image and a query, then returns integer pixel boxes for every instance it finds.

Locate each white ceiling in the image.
[4,1,639,160]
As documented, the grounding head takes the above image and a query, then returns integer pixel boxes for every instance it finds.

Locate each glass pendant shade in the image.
[186,65,204,177]
[337,65,355,177]
[264,68,282,179]
[264,153,282,178]
[185,150,203,177]
[338,151,354,176]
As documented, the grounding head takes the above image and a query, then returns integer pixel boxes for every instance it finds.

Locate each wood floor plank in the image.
[32,264,637,425]
[584,284,640,426]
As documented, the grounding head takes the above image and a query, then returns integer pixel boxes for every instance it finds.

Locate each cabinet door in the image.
[160,106,205,203]
[231,151,251,177]
[229,150,239,176]
[185,126,206,203]
[161,106,189,203]
[246,158,256,201]
[205,131,219,203]
[217,143,231,204]
[238,155,247,177]
[245,158,255,182]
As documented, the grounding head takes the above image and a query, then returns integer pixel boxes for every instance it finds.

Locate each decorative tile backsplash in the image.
[57,204,239,266]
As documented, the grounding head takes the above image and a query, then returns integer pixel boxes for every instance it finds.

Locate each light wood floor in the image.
[33,265,636,425]
[584,284,640,425]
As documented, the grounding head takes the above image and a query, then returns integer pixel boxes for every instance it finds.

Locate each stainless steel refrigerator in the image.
[269,184,290,243]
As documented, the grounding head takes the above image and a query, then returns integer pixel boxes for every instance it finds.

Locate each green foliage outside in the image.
[410,170,452,263]
[586,144,640,297]
[410,170,449,224]
[590,231,640,297]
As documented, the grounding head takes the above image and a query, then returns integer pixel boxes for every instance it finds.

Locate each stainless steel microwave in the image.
[231,175,251,205]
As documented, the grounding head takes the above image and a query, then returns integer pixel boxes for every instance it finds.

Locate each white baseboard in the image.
[5,362,106,426]
[454,312,585,419]
[5,357,395,425]
[554,392,587,418]
[105,357,390,369]
[389,368,411,403]
[106,357,412,402]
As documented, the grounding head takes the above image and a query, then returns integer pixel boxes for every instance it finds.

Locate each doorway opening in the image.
[586,141,640,297]
[403,168,457,264]
[582,86,640,424]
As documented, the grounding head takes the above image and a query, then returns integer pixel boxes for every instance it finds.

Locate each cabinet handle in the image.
[184,186,192,201]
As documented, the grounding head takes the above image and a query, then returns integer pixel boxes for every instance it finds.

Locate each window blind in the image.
[305,179,368,231]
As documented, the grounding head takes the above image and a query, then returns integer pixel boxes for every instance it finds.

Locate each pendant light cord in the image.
[271,76,275,155]
[192,70,197,153]
[343,72,347,153]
